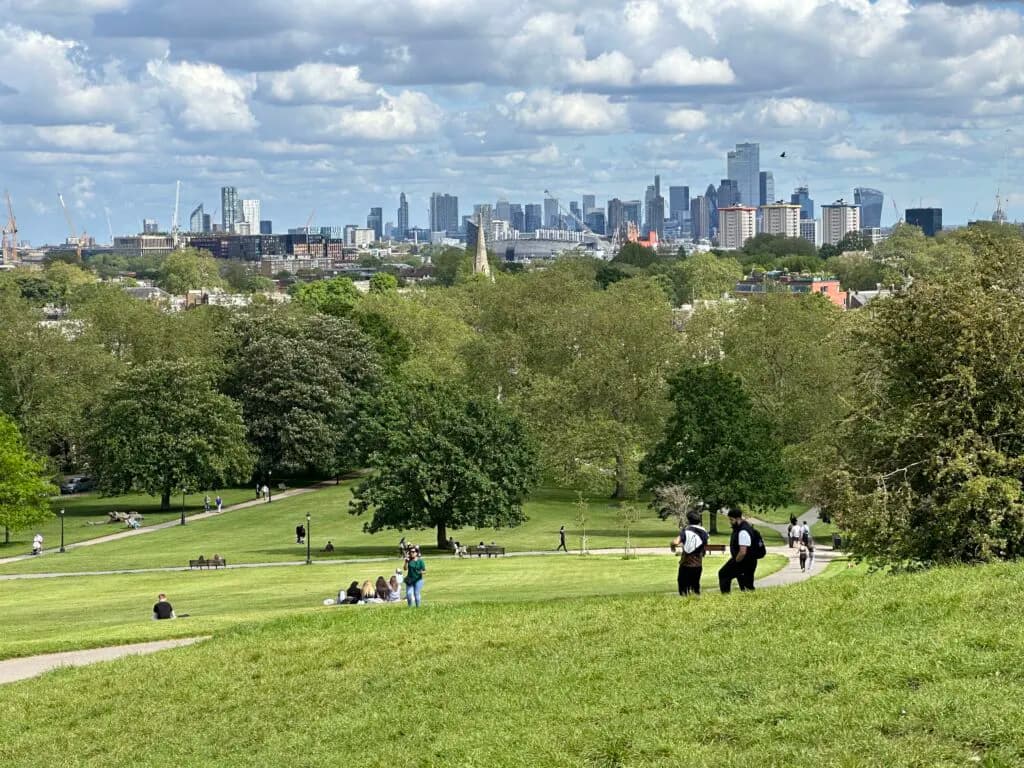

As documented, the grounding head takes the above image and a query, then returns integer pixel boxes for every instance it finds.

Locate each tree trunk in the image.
[611,453,628,500]
[435,521,448,550]
[707,505,718,536]
[4,526,8,545]
[160,490,171,511]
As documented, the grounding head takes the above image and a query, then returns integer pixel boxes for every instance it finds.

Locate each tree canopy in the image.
[156,248,224,294]
[0,413,55,541]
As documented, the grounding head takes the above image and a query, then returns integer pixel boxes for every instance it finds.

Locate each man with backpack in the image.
[671,510,709,596]
[719,508,766,593]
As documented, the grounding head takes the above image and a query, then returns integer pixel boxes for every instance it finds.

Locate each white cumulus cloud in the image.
[640,47,735,86]
[827,141,875,160]
[261,63,374,104]
[147,59,256,132]
[664,108,708,132]
[507,90,629,134]
[322,90,442,141]
[566,51,636,88]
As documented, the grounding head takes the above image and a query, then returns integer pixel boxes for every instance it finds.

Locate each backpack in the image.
[684,525,709,556]
[749,525,768,560]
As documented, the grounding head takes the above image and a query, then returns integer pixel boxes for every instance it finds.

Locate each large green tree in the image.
[350,384,539,548]
[156,248,224,294]
[89,362,252,509]
[226,307,382,478]
[641,364,792,533]
[0,414,55,544]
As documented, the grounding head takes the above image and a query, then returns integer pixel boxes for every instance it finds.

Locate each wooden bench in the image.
[189,558,227,570]
[705,544,727,554]
[468,546,505,558]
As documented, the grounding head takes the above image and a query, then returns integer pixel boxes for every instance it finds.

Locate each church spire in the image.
[473,214,492,280]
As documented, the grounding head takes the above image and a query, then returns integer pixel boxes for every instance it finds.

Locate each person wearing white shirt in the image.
[718,509,759,593]
[31,533,43,555]
[670,510,708,596]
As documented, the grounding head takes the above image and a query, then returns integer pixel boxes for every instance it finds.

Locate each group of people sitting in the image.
[446,538,497,558]
[336,572,404,604]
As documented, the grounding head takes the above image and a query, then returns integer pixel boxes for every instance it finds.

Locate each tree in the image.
[673,253,743,303]
[432,246,473,287]
[89,362,252,510]
[741,233,817,263]
[156,248,224,294]
[575,492,590,554]
[350,383,539,549]
[613,242,658,268]
[226,307,382,478]
[641,364,792,534]
[368,272,399,294]
[291,276,360,317]
[0,414,55,544]
[616,502,641,557]
[825,251,899,291]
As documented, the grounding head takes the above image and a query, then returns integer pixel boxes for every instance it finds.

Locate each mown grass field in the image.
[0,553,786,659]
[2,562,1022,767]
[0,485,783,575]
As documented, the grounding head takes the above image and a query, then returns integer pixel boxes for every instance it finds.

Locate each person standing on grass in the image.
[404,546,426,607]
[296,523,306,544]
[718,509,761,593]
[671,510,708,596]
[153,593,176,620]
[556,525,568,552]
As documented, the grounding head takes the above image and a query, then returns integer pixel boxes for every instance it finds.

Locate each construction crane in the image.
[890,198,902,225]
[57,192,83,262]
[304,208,316,253]
[104,207,114,245]
[2,191,18,265]
[170,180,182,247]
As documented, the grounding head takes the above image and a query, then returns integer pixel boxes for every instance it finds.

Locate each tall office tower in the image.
[584,210,606,235]
[569,201,582,230]
[189,204,204,233]
[242,199,261,233]
[397,192,409,240]
[582,194,596,216]
[495,198,511,223]
[759,171,775,206]
[430,193,459,236]
[607,198,625,238]
[668,186,689,223]
[143,218,159,234]
[509,204,524,232]
[645,193,665,239]
[235,220,251,236]
[718,206,757,249]
[544,196,559,228]
[524,203,542,232]
[367,207,383,241]
[726,142,760,206]
[905,208,942,237]
[622,200,642,228]
[717,179,739,209]
[259,220,272,235]
[689,196,710,242]
[705,184,719,232]
[791,186,814,220]
[821,201,861,246]
[202,214,211,232]
[760,202,801,237]
[854,187,884,229]
[473,204,493,240]
[221,186,240,232]
[799,219,822,248]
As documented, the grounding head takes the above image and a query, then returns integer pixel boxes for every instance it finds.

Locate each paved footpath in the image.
[0,482,336,567]
[0,637,210,685]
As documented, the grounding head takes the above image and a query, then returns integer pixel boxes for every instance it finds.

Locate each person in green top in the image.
[404,546,426,607]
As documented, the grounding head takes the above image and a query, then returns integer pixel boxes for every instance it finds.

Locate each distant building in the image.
[203,214,211,233]
[582,194,596,216]
[353,228,375,248]
[622,200,642,229]
[759,171,775,207]
[189,205,204,233]
[221,187,241,232]
[821,201,861,246]
[495,198,511,224]
[734,271,847,309]
[718,206,757,249]
[791,186,814,220]
[854,187,884,229]
[584,210,606,235]
[429,193,460,237]
[242,199,261,234]
[644,175,665,239]
[905,207,942,237]
[509,203,525,232]
[727,142,760,206]
[861,227,884,245]
[524,203,542,233]
[690,196,710,242]
[143,219,159,234]
[717,179,739,209]
[569,201,582,230]
[367,207,383,241]
[544,196,560,228]
[473,204,493,241]
[259,220,272,235]
[799,219,822,248]
[114,235,174,258]
[669,186,689,224]
[760,203,801,238]
[705,184,719,232]
[397,192,409,240]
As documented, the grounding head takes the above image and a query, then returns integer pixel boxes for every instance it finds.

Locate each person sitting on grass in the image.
[360,580,382,604]
[323,541,335,553]
[153,593,176,620]
[387,575,401,602]
[375,576,390,601]
[340,581,361,604]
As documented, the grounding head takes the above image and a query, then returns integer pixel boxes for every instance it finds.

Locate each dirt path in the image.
[0,637,210,685]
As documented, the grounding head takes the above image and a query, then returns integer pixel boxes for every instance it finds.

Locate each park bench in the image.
[705,544,727,554]
[468,545,505,558]
[189,557,227,570]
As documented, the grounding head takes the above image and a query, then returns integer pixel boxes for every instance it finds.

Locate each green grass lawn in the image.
[0,485,782,575]
[0,553,786,660]
[2,561,1023,766]
[745,502,812,525]
[0,486,262,557]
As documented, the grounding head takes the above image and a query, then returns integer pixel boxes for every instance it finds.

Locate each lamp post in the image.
[268,470,273,503]
[305,512,311,565]
[59,509,65,553]
[181,487,187,526]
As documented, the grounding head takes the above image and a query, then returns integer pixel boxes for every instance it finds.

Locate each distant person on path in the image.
[215,495,223,513]
[256,483,261,498]
[262,484,270,501]
[404,546,426,607]
[788,514,798,547]
[556,525,568,552]
[204,494,211,512]
[31,533,43,555]
[719,509,763,593]
[296,523,306,544]
[805,527,815,570]
[798,539,809,572]
[671,510,709,596]
[153,593,176,620]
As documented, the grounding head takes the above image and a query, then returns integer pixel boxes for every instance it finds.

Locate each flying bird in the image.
[779,152,787,158]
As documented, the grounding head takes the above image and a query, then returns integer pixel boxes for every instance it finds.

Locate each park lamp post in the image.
[268,470,273,503]
[59,508,65,553]
[306,512,311,565]
[181,487,187,526]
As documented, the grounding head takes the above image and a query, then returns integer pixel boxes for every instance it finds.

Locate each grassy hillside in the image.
[0,485,781,575]
[2,562,1023,766]
[0,554,785,660]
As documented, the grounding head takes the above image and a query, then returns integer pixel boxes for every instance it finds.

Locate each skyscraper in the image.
[759,171,775,206]
[760,203,801,238]
[726,142,760,206]
[544,196,559,228]
[524,203,542,233]
[905,207,942,237]
[791,186,814,220]
[259,220,272,235]
[821,201,861,246]
[584,210,606,235]
[189,204,204,233]
[143,218,159,234]
[607,198,625,238]
[668,186,689,223]
[242,199,261,233]
[473,204,493,241]
[397,192,409,240]
[569,201,582,230]
[367,207,383,241]
[622,200,642,228]
[644,175,665,239]
[717,179,739,209]
[854,188,884,229]
[690,196,710,242]
[495,198,511,223]
[509,203,524,232]
[582,195,596,216]
[705,184,719,232]
[430,193,459,236]
[221,187,240,232]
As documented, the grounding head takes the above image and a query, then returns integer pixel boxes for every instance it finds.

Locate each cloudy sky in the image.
[2,0,1022,243]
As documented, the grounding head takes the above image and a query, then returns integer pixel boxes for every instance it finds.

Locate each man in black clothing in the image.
[153,593,176,620]
[671,510,708,596]
[718,509,758,593]
[296,523,305,544]
[556,525,567,552]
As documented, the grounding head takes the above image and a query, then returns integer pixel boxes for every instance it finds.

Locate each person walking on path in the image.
[215,495,223,513]
[556,525,568,552]
[671,510,708,596]
[295,523,306,544]
[404,546,426,607]
[31,533,43,555]
[262,484,270,501]
[805,524,815,570]
[204,494,211,513]
[718,509,762,593]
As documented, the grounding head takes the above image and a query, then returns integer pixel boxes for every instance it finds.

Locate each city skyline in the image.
[1,0,1022,243]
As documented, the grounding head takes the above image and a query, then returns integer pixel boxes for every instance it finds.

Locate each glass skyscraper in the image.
[791,186,814,220]
[726,143,760,206]
[854,188,884,229]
